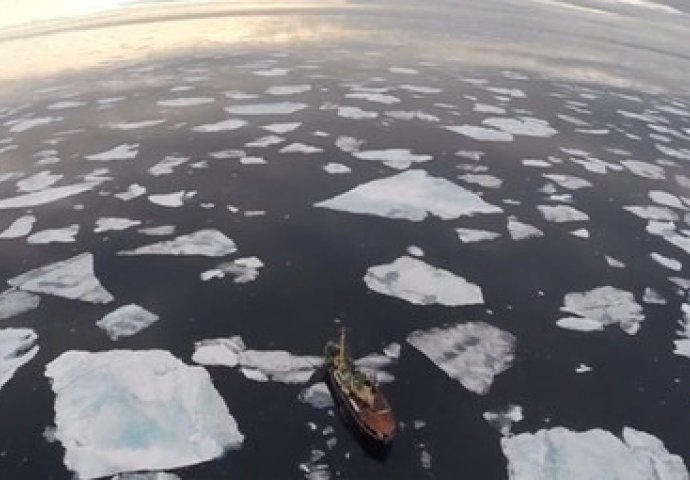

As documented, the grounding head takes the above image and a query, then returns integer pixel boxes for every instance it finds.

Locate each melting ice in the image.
[557,286,644,334]
[0,328,38,390]
[118,229,237,257]
[96,304,160,340]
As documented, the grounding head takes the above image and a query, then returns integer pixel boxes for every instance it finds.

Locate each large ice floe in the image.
[27,224,79,244]
[407,322,515,395]
[96,304,160,340]
[192,337,323,384]
[315,170,502,222]
[674,304,690,359]
[45,350,244,479]
[364,256,483,306]
[16,170,63,192]
[501,426,688,480]
[118,229,237,257]
[0,288,40,320]
[556,286,644,334]
[8,253,114,304]
[0,180,105,209]
[0,328,38,390]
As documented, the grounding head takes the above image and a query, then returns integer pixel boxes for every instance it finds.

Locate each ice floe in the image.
[624,205,679,221]
[522,159,551,168]
[351,149,431,170]
[118,229,236,257]
[483,404,523,436]
[364,256,484,306]
[16,170,63,192]
[280,143,324,154]
[192,336,246,368]
[458,174,503,189]
[94,217,141,233]
[650,252,682,271]
[674,304,690,359]
[315,169,503,222]
[0,180,105,209]
[9,116,62,133]
[96,304,159,340]
[115,184,147,201]
[47,101,86,110]
[337,106,379,120]
[8,253,114,304]
[148,156,189,177]
[483,117,557,137]
[538,205,589,223]
[346,92,400,105]
[407,322,515,395]
[323,163,351,174]
[0,328,38,390]
[106,119,166,130]
[556,286,644,335]
[384,110,440,122]
[225,102,308,115]
[261,122,302,134]
[399,84,442,94]
[445,125,514,142]
[508,216,544,240]
[455,228,501,243]
[245,135,284,148]
[389,66,419,74]
[45,350,244,479]
[474,104,506,114]
[570,228,589,239]
[157,97,214,107]
[240,156,267,165]
[649,190,687,210]
[238,350,323,383]
[200,257,263,283]
[643,287,666,305]
[335,136,364,153]
[541,174,592,190]
[86,144,138,161]
[298,382,334,409]
[27,224,79,244]
[139,225,175,236]
[192,119,247,133]
[266,84,311,95]
[149,191,195,207]
[0,214,36,239]
[501,427,688,480]
[0,289,39,320]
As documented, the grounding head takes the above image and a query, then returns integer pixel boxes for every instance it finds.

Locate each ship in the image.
[324,330,396,447]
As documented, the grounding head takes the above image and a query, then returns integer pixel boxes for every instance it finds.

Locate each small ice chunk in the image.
[106,119,165,130]
[8,253,114,303]
[253,67,289,76]
[240,156,266,165]
[96,304,159,340]
[245,135,284,148]
[557,286,644,335]
[261,122,301,134]
[365,256,483,306]
[86,144,138,161]
[148,156,189,176]
[192,119,247,133]
[209,149,245,160]
[500,427,688,480]
[570,228,590,239]
[238,350,323,384]
[149,191,195,207]
[192,336,246,368]
[643,287,666,305]
[474,104,506,114]
[538,205,589,223]
[458,174,503,189]
[225,102,308,115]
[455,228,501,243]
[522,159,551,168]
[674,304,690,359]
[335,136,364,153]
[649,190,687,210]
[112,473,180,480]
[157,97,214,107]
[0,289,40,320]
[280,143,323,154]
[622,160,666,180]
[399,84,441,94]
[138,225,175,236]
[383,342,402,359]
[482,117,557,137]
[115,184,146,201]
[45,350,244,479]
[315,170,503,222]
[384,110,440,122]
[94,217,141,233]
[200,257,263,283]
[389,67,419,74]
[266,84,311,95]
[337,106,379,119]
[407,322,515,395]
[406,245,424,257]
[445,125,514,142]
[352,149,431,170]
[27,224,79,244]
[507,216,543,240]
[624,206,679,221]
[323,163,351,174]
[118,229,237,257]
[9,116,62,133]
[16,170,63,192]
[0,328,38,390]
[298,382,334,409]
[0,181,104,209]
[650,252,682,271]
[483,404,523,436]
[575,364,592,373]
[541,174,592,190]
[0,215,36,239]
[346,92,400,105]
